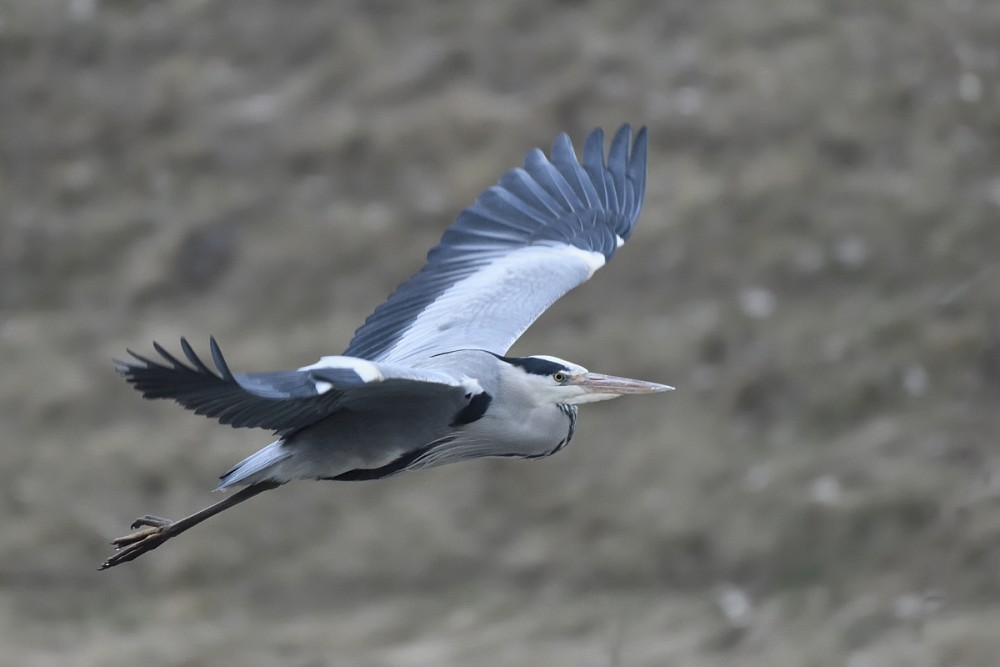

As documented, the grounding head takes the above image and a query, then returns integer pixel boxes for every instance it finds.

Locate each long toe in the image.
[100,521,176,570]
[130,515,172,529]
[110,525,164,548]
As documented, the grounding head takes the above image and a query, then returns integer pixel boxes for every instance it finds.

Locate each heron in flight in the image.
[101,125,671,570]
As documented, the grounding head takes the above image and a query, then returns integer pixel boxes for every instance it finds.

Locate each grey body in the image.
[233,350,574,487]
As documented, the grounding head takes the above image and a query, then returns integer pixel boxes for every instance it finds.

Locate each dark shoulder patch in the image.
[498,355,569,376]
[449,391,492,426]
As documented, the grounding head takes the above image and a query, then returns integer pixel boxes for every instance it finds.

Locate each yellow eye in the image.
[553,372,567,383]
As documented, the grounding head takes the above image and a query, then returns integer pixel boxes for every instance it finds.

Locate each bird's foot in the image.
[100,515,176,570]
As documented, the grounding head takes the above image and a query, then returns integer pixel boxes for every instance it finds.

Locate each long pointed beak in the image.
[574,372,674,395]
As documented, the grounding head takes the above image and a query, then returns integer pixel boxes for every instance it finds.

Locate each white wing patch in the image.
[377,243,605,363]
[298,356,383,383]
[562,244,607,278]
[460,376,484,396]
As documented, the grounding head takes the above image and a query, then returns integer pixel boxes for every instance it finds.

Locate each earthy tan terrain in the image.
[3,0,1000,665]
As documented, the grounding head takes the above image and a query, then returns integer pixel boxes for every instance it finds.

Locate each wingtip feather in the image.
[583,127,607,167]
[180,337,215,375]
[209,336,234,381]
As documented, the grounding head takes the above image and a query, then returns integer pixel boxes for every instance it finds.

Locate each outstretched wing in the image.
[343,125,648,364]
[117,338,470,434]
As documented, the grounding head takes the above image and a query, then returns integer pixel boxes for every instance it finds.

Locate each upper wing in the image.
[117,337,470,434]
[343,125,648,364]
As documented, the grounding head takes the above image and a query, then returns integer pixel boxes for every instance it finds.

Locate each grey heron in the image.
[101,124,671,570]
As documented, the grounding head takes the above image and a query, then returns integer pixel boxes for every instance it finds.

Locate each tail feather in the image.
[217,440,292,490]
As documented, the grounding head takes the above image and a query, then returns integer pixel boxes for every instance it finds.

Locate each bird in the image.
[100,124,672,570]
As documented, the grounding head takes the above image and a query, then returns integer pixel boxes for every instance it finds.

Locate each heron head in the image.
[503,354,673,405]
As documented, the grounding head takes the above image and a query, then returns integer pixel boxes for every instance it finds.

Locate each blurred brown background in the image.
[3,0,1000,665]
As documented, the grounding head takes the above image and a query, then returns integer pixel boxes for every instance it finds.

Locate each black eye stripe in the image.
[492,354,570,376]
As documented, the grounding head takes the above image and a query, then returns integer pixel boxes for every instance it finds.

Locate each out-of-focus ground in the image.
[3,0,1000,665]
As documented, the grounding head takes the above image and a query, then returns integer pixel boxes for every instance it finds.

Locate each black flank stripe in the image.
[325,439,451,481]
